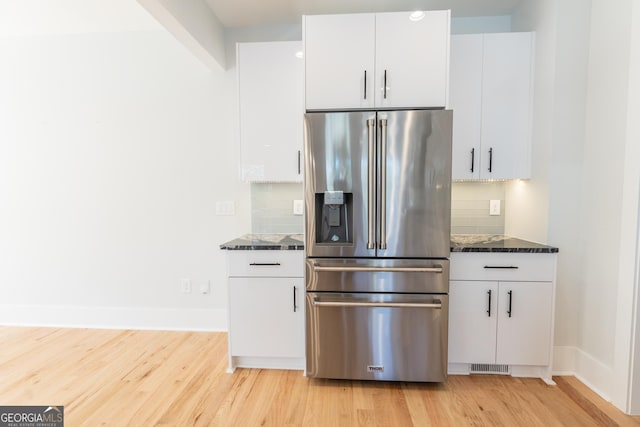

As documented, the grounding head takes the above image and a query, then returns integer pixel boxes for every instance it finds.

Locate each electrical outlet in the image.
[490,200,501,216]
[200,281,210,295]
[181,278,192,294]
[293,200,304,215]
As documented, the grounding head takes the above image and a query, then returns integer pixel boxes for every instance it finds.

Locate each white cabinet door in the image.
[375,10,450,108]
[238,41,304,182]
[481,32,534,179]
[496,281,553,366]
[304,14,375,110]
[229,277,304,359]
[449,34,483,179]
[449,281,498,363]
[449,32,534,180]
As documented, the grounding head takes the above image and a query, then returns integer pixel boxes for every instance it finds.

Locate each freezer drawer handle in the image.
[313,299,442,309]
[313,266,443,273]
[249,262,281,266]
[483,265,519,269]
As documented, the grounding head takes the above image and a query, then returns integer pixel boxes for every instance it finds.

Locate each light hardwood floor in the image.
[1,327,639,426]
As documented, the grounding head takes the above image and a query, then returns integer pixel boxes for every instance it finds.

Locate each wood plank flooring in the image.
[1,327,639,426]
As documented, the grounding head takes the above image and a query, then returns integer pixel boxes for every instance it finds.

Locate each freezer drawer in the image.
[306,258,449,293]
[306,292,448,382]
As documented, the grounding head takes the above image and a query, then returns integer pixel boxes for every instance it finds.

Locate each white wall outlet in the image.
[293,199,304,215]
[490,200,501,216]
[181,278,192,293]
[200,281,210,295]
[215,201,235,216]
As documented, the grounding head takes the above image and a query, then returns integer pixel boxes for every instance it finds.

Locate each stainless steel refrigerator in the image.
[304,109,452,382]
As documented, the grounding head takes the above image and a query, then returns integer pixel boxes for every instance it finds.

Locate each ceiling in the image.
[205,0,525,28]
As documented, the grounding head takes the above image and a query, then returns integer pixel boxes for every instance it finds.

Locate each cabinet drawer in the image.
[450,253,556,282]
[227,251,304,277]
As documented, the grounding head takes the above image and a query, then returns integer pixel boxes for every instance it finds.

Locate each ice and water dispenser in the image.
[315,190,353,244]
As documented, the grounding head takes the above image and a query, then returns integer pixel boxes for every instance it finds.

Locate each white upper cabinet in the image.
[481,33,534,179]
[304,14,375,110]
[375,11,450,109]
[449,32,534,180]
[304,11,450,110]
[449,34,483,179]
[238,41,304,182]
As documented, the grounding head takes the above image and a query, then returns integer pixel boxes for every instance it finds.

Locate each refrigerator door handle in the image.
[379,119,388,250]
[367,118,376,249]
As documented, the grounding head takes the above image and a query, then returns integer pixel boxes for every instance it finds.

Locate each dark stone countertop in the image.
[221,234,558,253]
[220,234,304,250]
[451,234,559,253]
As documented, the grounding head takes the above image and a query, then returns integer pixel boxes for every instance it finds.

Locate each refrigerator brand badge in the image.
[367,365,384,373]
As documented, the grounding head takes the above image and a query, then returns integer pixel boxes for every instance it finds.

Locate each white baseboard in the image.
[552,345,613,402]
[0,304,228,332]
[230,356,305,371]
[552,345,578,374]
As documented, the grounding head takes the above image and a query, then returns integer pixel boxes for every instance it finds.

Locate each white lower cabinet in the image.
[448,253,557,382]
[226,251,305,371]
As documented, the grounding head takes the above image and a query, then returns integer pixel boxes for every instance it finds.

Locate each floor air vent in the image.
[470,363,510,375]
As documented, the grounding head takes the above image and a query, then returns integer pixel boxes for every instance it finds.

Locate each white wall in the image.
[505,0,556,244]
[508,0,640,412]
[450,15,511,34]
[509,0,592,367]
[579,0,635,405]
[629,0,640,413]
[0,26,250,330]
[613,0,640,412]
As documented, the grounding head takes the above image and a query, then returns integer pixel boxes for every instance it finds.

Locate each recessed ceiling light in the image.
[409,11,426,21]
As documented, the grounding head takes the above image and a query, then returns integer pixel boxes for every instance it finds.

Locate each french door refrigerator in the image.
[304,109,453,382]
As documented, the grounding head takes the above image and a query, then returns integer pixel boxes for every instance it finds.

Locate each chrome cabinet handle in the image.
[366,118,376,250]
[313,299,442,309]
[313,266,443,273]
[379,119,387,250]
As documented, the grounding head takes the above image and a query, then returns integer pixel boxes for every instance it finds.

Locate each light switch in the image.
[293,200,304,215]
[490,200,501,216]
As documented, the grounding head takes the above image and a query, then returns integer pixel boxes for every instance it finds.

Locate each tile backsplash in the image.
[251,183,304,234]
[251,182,506,235]
[451,182,506,235]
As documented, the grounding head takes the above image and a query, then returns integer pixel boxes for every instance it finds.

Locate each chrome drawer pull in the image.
[313,266,443,273]
[313,300,442,309]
